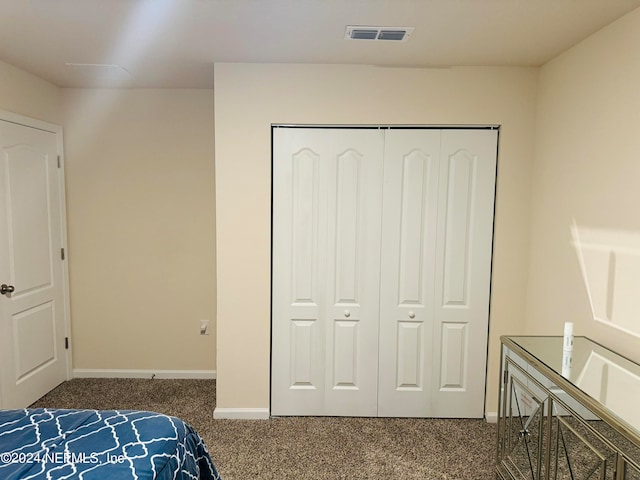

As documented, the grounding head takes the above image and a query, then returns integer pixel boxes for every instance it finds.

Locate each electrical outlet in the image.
[200,319,210,335]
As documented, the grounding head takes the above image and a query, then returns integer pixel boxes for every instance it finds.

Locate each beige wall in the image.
[526,8,640,362]
[214,63,538,414]
[0,60,218,372]
[63,88,216,371]
[0,59,61,124]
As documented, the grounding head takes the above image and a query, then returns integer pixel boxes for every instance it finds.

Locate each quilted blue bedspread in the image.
[0,409,221,480]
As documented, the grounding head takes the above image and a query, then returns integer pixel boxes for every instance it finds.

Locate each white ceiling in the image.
[0,0,638,89]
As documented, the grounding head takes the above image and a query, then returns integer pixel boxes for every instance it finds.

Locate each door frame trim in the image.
[0,110,72,396]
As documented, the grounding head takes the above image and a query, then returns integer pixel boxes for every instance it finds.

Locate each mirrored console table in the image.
[497,336,640,479]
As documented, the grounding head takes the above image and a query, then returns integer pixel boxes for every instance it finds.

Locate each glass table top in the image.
[504,336,640,439]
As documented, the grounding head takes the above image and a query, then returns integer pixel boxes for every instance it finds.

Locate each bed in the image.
[0,408,221,480]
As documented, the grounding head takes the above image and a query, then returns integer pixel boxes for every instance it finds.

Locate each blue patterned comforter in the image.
[0,409,221,480]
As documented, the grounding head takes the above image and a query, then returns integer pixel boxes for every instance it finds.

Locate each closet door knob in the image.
[408,311,415,319]
[344,310,351,318]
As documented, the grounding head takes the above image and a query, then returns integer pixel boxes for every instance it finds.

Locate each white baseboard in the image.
[485,412,498,423]
[73,369,216,380]
[213,407,270,420]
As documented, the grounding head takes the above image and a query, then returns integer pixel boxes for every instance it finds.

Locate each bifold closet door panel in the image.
[323,130,385,417]
[272,128,325,416]
[271,128,384,416]
[430,129,497,418]
[377,130,441,417]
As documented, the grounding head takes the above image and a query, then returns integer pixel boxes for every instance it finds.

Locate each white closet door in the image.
[272,128,384,416]
[430,129,497,417]
[378,130,441,417]
[272,127,497,418]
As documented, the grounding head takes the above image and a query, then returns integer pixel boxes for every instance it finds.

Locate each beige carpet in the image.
[30,379,496,479]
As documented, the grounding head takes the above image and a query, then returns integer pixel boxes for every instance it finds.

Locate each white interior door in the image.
[430,129,497,417]
[0,113,69,409]
[272,128,384,416]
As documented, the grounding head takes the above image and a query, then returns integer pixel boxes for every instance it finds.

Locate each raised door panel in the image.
[431,129,497,417]
[291,149,320,305]
[439,322,467,389]
[289,320,318,388]
[6,147,54,294]
[396,321,423,388]
[14,302,56,381]
[378,130,440,417]
[442,149,474,307]
[333,150,361,304]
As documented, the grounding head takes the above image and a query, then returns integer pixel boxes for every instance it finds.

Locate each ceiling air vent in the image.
[345,26,414,42]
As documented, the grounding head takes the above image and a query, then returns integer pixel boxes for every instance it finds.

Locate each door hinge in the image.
[57,156,61,168]
[503,368,508,384]
[65,337,69,349]
[61,248,65,260]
